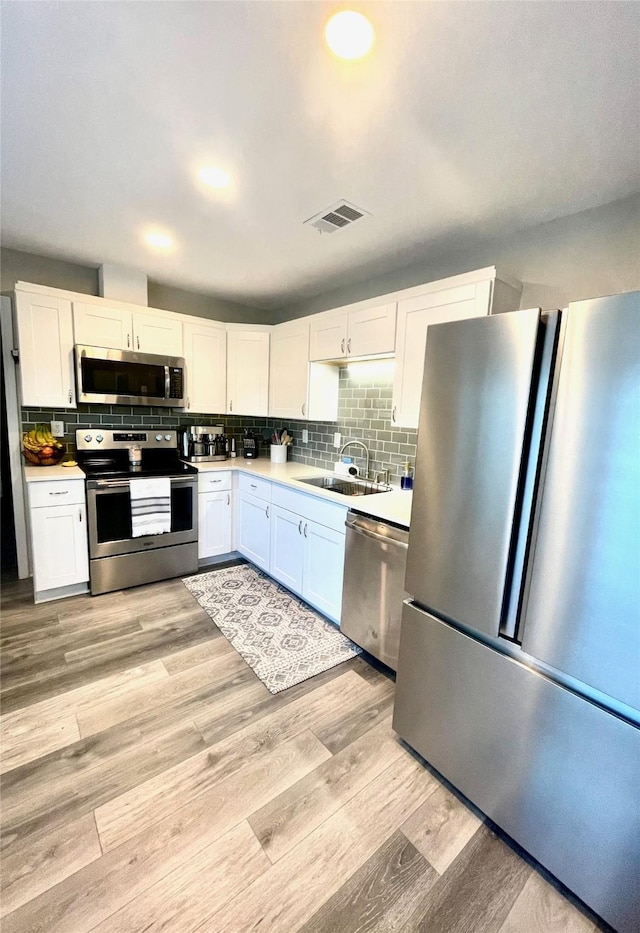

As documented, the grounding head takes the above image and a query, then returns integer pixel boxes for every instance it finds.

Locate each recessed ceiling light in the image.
[198,167,232,189]
[145,231,173,250]
[324,11,375,61]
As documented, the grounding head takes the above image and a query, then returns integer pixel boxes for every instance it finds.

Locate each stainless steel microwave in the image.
[75,345,186,407]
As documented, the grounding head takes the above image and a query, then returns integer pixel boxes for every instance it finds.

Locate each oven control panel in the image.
[76,429,178,450]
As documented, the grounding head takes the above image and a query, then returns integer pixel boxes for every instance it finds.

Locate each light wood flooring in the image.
[0,568,608,932]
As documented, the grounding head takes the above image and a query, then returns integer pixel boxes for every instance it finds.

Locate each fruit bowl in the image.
[23,444,67,466]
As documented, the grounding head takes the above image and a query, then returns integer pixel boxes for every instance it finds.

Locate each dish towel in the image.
[130,477,171,537]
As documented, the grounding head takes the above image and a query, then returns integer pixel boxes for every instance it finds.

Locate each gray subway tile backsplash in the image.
[21,361,418,484]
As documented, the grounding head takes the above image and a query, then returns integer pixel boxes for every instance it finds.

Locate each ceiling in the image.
[1,1,639,310]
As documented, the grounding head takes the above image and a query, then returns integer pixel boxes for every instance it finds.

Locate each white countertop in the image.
[192,458,413,527]
[24,457,413,526]
[24,463,85,482]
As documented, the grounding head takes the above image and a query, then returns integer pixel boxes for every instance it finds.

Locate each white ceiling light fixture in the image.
[144,230,174,250]
[197,166,232,190]
[324,10,375,61]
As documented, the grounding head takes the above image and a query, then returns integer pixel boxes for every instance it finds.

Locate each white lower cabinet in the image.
[269,485,347,623]
[236,475,272,571]
[302,521,346,622]
[198,472,233,560]
[28,480,89,601]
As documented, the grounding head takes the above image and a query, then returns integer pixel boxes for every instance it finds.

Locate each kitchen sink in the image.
[296,476,392,496]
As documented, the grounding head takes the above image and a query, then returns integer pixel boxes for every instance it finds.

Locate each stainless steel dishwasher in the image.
[340,510,409,671]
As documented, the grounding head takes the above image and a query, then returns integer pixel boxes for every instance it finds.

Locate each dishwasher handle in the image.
[346,513,409,549]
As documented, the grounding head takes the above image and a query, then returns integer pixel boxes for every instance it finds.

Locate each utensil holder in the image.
[270,445,287,464]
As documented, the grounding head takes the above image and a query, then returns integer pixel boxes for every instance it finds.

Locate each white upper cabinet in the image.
[73,302,183,356]
[269,319,310,420]
[392,270,504,430]
[309,302,396,362]
[15,289,76,408]
[226,327,270,416]
[182,319,226,414]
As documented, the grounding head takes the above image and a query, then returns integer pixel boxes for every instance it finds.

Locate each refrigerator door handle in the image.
[500,310,562,640]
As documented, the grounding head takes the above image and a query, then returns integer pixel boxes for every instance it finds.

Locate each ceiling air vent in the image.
[304,200,371,234]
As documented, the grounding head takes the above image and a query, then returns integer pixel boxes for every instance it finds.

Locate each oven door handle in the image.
[91,477,196,490]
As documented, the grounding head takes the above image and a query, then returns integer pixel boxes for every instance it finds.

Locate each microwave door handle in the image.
[165,366,171,400]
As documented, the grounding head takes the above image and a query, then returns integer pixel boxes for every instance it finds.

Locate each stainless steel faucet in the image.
[339,439,370,479]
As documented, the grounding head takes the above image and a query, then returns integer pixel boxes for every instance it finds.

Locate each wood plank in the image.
[310,683,395,753]
[95,669,371,851]
[76,651,247,737]
[405,824,532,932]
[249,717,404,863]
[498,870,598,933]
[90,821,269,933]
[0,812,102,917]
[202,752,441,933]
[1,730,330,933]
[161,635,233,675]
[300,830,438,933]
[401,782,484,874]
[0,613,217,714]
[0,711,80,774]
[1,719,207,850]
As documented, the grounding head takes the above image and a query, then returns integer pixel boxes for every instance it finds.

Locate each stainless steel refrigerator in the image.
[392,292,640,933]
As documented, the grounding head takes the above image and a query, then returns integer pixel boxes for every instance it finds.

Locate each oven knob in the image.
[84,434,92,443]
[96,434,104,443]
[164,434,171,442]
[156,434,163,441]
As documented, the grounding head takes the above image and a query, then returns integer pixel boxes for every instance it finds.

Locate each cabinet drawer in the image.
[237,473,272,502]
[29,480,86,508]
[272,483,348,534]
[198,470,232,493]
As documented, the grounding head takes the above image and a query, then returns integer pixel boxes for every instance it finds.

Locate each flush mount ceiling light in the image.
[324,11,375,60]
[197,166,232,190]
[144,231,173,250]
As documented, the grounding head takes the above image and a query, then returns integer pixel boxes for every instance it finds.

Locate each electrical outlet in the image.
[50,420,64,437]
[302,429,309,444]
[333,432,341,448]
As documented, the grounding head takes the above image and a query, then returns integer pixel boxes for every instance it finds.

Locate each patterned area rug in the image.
[182,563,362,693]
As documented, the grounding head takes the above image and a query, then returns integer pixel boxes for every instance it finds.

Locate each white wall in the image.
[272,193,640,321]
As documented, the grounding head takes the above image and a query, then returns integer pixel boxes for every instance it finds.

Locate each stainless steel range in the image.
[76,429,198,595]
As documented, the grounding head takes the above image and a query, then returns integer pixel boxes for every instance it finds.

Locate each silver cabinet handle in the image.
[227,493,230,506]
[251,483,257,490]
[137,336,140,350]
[347,337,351,354]
[265,505,270,518]
[303,522,308,537]
[127,333,131,348]
[298,520,303,534]
[209,478,222,484]
[49,490,69,496]
[392,406,396,423]
[187,397,190,410]
[341,338,345,354]
[301,403,306,416]
[229,400,233,412]
[79,509,82,523]
[68,389,72,403]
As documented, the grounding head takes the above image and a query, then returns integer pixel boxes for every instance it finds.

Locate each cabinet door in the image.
[302,521,346,623]
[236,491,271,571]
[347,303,396,357]
[309,311,347,361]
[198,490,232,559]
[183,320,226,414]
[269,320,310,419]
[270,505,304,594]
[15,291,76,408]
[132,310,183,356]
[392,280,492,429]
[73,302,132,350]
[30,503,89,592]
[227,330,270,416]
